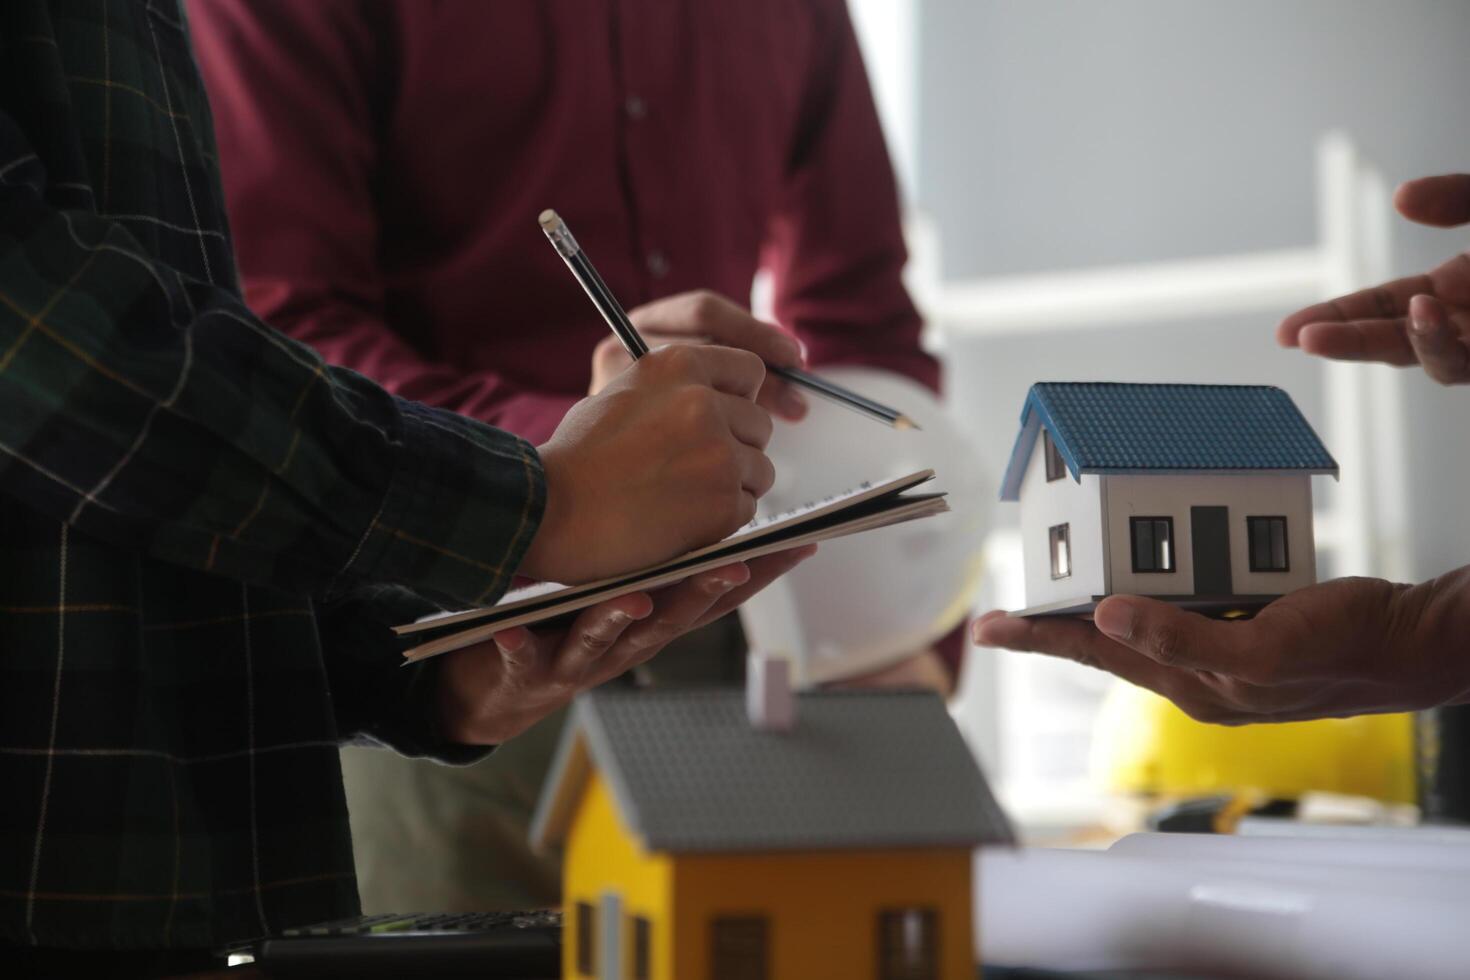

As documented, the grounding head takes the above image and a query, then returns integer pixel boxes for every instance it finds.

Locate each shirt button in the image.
[646,249,669,278]
[624,95,648,120]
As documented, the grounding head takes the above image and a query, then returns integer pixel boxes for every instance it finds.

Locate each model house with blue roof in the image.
[999,383,1338,616]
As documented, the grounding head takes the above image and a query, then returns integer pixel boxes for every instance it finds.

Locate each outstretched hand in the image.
[1278,173,1470,385]
[973,568,1470,724]
[439,546,817,743]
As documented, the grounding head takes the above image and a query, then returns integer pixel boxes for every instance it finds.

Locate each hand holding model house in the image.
[976,173,1470,722]
[975,381,1470,724]
[976,570,1470,725]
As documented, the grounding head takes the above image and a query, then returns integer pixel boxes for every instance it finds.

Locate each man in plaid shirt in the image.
[0,1,799,971]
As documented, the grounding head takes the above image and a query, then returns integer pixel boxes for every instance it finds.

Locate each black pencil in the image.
[538,209,917,429]
[767,364,917,429]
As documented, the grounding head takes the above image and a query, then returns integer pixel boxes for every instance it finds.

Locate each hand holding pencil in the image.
[542,209,918,429]
[591,289,811,421]
[521,343,777,585]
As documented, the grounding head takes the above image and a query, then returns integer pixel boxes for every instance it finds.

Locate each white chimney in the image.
[746,651,796,732]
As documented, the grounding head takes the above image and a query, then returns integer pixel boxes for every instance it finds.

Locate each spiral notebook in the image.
[395,469,946,662]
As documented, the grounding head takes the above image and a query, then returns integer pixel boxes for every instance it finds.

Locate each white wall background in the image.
[845,0,1470,822]
[917,1,1470,575]
[917,0,1470,583]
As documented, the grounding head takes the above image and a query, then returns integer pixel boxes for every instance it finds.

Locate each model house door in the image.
[600,892,622,980]
[1190,506,1232,594]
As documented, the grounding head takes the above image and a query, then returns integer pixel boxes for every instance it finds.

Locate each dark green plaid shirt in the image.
[0,0,545,951]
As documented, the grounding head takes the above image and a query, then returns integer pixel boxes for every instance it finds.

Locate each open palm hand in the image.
[974,568,1470,725]
[1278,174,1470,385]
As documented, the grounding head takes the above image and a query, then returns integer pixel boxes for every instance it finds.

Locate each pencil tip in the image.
[894,416,921,431]
[538,209,561,231]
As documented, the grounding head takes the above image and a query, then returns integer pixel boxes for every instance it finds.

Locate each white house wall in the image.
[1102,473,1317,597]
[1019,435,1106,606]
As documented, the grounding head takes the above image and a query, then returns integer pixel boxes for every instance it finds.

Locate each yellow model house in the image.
[530,687,1012,980]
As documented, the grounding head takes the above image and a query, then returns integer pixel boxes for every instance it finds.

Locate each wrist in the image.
[1406,567,1470,706]
[1381,570,1470,708]
[519,445,564,581]
[436,667,541,746]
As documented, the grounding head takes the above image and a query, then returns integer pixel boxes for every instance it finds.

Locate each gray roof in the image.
[530,689,1012,854]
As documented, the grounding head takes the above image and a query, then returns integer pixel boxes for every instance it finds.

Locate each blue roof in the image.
[999,383,1338,501]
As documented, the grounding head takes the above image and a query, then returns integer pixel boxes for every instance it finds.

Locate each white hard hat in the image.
[739,366,991,686]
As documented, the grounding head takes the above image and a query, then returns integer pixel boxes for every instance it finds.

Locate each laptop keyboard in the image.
[280,909,562,937]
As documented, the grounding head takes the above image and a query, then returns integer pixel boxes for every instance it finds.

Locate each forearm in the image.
[0,145,541,609]
[254,283,579,445]
[1397,566,1470,706]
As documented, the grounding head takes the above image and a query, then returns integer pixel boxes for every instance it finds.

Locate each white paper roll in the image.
[977,845,1469,979]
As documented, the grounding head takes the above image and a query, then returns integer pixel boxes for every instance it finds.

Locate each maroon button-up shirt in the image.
[189,0,937,448]
[189,0,959,673]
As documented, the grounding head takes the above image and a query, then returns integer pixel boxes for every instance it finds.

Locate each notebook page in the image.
[396,469,933,636]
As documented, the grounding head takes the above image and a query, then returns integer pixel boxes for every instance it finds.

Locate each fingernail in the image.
[972,619,1021,650]
[1094,599,1135,640]
[971,612,1006,642]
[705,576,740,594]
[779,338,803,365]
[1410,311,1442,338]
[781,387,807,417]
[494,631,528,654]
[608,610,633,625]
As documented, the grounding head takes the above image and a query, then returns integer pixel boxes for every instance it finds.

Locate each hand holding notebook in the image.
[399,470,946,662]
[434,547,818,744]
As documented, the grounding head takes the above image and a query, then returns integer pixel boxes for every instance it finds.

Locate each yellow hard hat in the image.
[1091,681,1416,804]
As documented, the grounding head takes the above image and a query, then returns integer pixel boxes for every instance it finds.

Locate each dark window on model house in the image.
[878,908,940,980]
[1049,523,1071,579]
[1130,517,1175,572]
[574,901,596,976]
[1248,516,1289,571]
[632,916,652,980]
[1043,430,1066,482]
[711,916,769,980]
